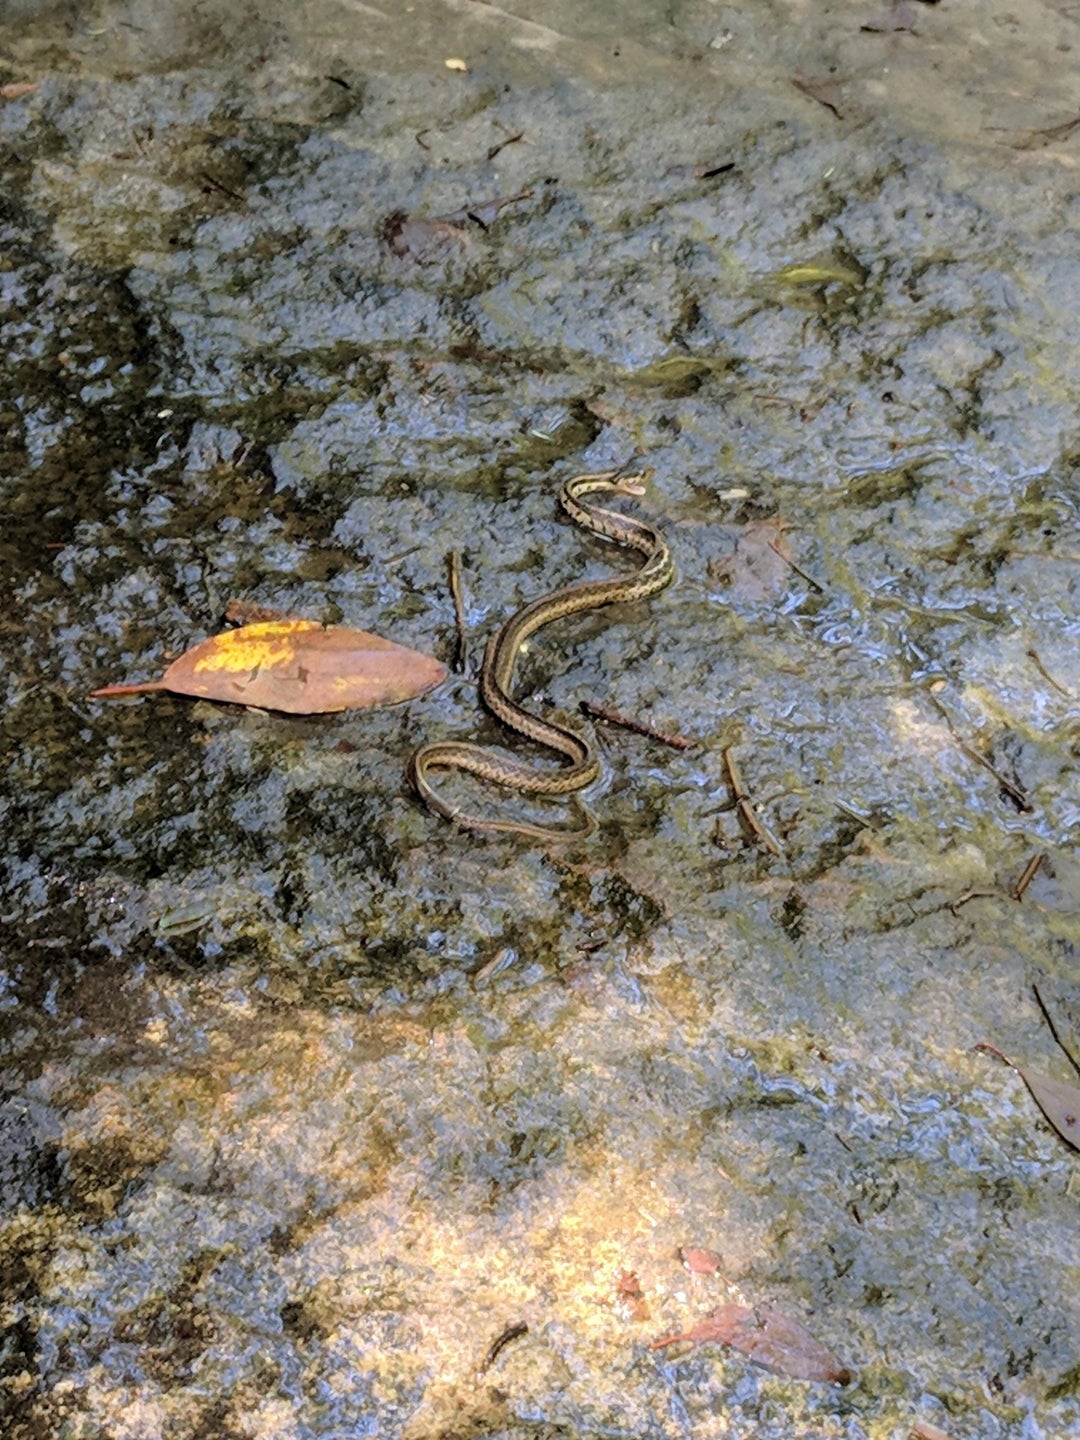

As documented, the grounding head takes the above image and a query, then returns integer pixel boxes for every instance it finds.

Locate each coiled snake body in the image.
[407,469,673,841]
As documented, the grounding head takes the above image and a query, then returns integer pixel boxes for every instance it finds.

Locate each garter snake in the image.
[407,468,674,841]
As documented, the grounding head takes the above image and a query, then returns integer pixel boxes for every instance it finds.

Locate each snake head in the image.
[611,467,654,497]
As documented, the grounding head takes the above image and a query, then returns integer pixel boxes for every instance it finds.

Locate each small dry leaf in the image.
[1017,1068,1080,1151]
[792,74,845,119]
[911,1422,953,1440]
[709,517,795,603]
[89,620,447,714]
[381,191,533,264]
[652,1303,851,1385]
[679,1246,723,1276]
[1,81,39,100]
[381,209,473,264]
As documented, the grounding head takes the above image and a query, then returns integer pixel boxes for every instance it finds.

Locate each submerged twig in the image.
[200,171,246,203]
[694,160,737,180]
[766,538,825,593]
[581,699,692,751]
[1026,647,1072,699]
[722,747,783,856]
[942,848,1047,914]
[487,128,524,161]
[478,1321,529,1374]
[946,888,1000,915]
[448,550,468,673]
[1012,851,1045,902]
[929,699,1031,812]
[953,737,1030,811]
[1008,113,1080,150]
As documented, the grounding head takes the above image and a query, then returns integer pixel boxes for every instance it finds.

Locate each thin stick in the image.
[478,1321,529,1374]
[448,550,468,672]
[947,888,1000,915]
[929,699,1031,812]
[1013,851,1045,902]
[1010,113,1080,150]
[723,747,783,856]
[487,128,524,161]
[973,1041,1013,1067]
[953,736,1030,811]
[200,171,246,203]
[766,539,825,593]
[580,699,692,751]
[1026,647,1072,699]
[694,160,736,180]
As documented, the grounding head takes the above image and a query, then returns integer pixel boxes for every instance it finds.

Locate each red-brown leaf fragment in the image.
[679,1246,723,1276]
[911,1422,953,1440]
[89,621,447,714]
[615,1270,649,1322]
[652,1303,851,1385]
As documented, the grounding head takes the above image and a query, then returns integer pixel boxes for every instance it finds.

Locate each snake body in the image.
[407,469,673,841]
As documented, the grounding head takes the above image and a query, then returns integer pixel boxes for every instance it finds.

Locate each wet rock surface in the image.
[1,3,1079,1437]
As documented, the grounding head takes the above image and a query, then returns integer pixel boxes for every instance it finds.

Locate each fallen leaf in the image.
[911,1422,953,1440]
[1,81,39,100]
[89,620,447,714]
[976,1042,1080,1152]
[679,1246,723,1276]
[792,74,845,119]
[1016,1068,1080,1151]
[652,1303,851,1385]
[381,190,533,264]
[380,208,473,264]
[708,517,795,603]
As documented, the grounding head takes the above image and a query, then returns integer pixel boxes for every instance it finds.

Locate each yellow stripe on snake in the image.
[407,469,674,842]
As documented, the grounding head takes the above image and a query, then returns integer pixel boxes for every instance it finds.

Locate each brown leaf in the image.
[380,190,533,264]
[679,1246,723,1276]
[380,209,472,264]
[89,620,447,714]
[1016,1068,1080,1151]
[1,81,39,100]
[709,517,795,603]
[792,74,845,119]
[652,1303,851,1385]
[912,1423,953,1440]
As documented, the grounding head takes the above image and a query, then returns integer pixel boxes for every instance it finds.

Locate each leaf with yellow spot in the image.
[89,620,447,715]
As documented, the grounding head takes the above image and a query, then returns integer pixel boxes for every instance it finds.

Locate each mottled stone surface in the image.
[1,3,1078,1437]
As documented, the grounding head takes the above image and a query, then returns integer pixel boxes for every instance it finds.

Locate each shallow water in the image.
[2,3,1079,1437]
